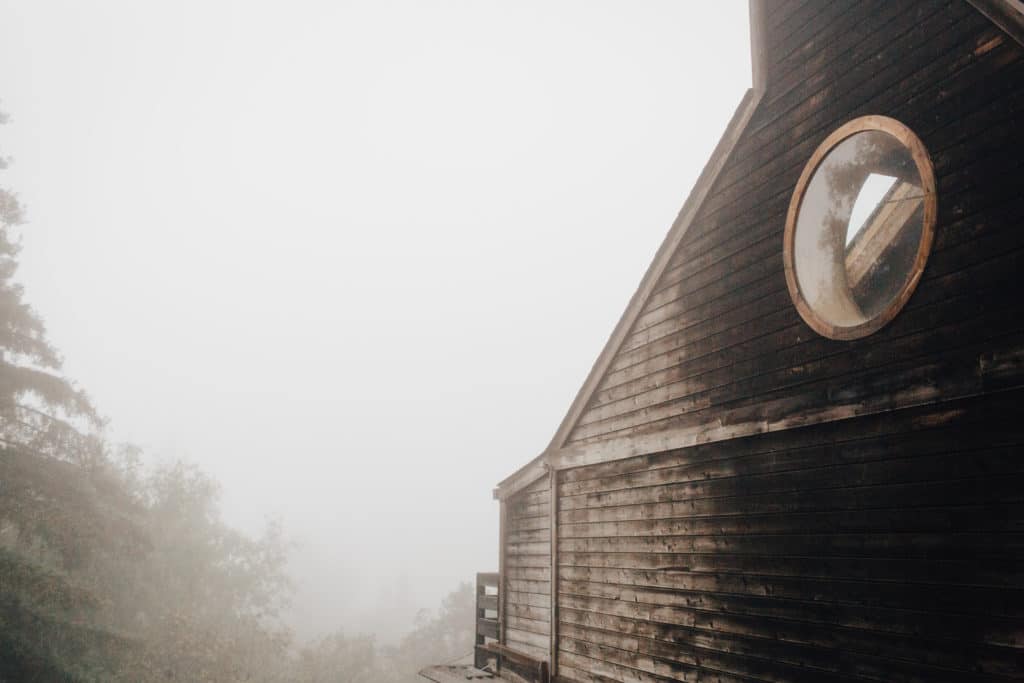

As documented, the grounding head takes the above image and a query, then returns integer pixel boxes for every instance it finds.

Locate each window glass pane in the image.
[792,129,926,329]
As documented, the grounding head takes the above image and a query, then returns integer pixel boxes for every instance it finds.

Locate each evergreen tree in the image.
[0,102,475,683]
[0,105,148,682]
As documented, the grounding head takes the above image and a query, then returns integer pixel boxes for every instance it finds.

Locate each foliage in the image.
[0,102,475,682]
[385,580,476,679]
[107,458,294,683]
[294,582,476,683]
[0,104,147,683]
[296,632,379,683]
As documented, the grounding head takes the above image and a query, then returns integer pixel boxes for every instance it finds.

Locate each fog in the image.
[0,0,749,646]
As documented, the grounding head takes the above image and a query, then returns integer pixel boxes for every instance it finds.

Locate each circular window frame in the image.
[783,115,938,341]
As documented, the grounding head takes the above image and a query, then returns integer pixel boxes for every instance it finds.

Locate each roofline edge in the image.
[493,0,1024,501]
[495,83,765,500]
[967,0,1024,47]
[494,1,769,501]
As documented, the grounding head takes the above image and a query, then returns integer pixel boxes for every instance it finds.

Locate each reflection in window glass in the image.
[846,173,896,246]
[792,129,927,330]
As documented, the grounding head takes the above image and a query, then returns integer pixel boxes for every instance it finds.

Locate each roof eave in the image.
[967,0,1024,47]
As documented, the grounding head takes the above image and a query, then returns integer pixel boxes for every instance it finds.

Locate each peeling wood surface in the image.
[547,1,1024,681]
[504,476,552,664]
[561,0,1024,456]
[495,0,1024,501]
[556,391,1024,682]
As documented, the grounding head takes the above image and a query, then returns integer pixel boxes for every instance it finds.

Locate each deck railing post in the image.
[474,572,500,670]
[475,574,486,669]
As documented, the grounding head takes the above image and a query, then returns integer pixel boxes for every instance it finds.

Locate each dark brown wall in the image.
[565,0,1024,447]
[552,1,1024,681]
[556,391,1024,682]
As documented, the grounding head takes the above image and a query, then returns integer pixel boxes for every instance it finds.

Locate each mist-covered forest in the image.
[0,106,473,682]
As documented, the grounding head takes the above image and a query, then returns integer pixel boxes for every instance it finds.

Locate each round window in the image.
[783,115,937,340]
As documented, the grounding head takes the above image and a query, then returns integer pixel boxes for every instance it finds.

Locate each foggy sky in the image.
[0,1,750,641]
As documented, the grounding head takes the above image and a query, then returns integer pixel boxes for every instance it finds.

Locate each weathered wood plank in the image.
[506,579,550,596]
[507,527,550,544]
[419,664,494,683]
[559,420,1024,499]
[506,627,549,651]
[588,254,1024,424]
[507,616,550,638]
[507,603,550,622]
[504,475,553,662]
[506,591,551,610]
[501,640,549,668]
[478,618,499,641]
[559,447,1024,512]
[557,565,1024,618]
[558,333,1024,457]
[507,516,550,532]
[596,245,1024,414]
[558,531,1024,560]
[505,542,551,557]
[529,5,1024,683]
[575,259,1024,442]
[556,549,1023,588]
[560,618,1016,683]
[560,608,1019,678]
[558,591,1021,650]
[560,389,1023,485]
[506,566,551,582]
[558,503,1024,547]
[558,651,716,683]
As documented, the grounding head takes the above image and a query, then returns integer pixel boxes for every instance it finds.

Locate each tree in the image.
[296,631,378,683]
[291,582,476,683]
[0,105,149,682]
[111,459,295,683]
[0,101,476,683]
[386,580,475,679]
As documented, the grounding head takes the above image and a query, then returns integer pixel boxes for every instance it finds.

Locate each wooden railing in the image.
[474,572,500,669]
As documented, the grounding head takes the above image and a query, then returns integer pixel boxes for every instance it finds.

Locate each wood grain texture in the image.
[557,392,1024,681]
[504,475,553,665]
[549,468,560,677]
[564,0,1024,449]
[552,1,1024,681]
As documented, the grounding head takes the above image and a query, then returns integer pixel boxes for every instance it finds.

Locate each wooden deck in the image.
[419,664,494,682]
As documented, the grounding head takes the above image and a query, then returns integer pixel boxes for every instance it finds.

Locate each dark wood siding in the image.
[565,0,1024,447]
[556,389,1024,682]
[544,1,1024,680]
[505,474,552,662]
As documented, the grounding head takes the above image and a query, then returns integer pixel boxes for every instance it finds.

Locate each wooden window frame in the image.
[782,115,938,341]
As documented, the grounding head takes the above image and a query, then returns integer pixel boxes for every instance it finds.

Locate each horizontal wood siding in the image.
[565,0,1024,448]
[549,1,1024,681]
[556,390,1024,682]
[505,474,552,662]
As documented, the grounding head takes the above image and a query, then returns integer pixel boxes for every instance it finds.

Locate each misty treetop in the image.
[0,105,473,682]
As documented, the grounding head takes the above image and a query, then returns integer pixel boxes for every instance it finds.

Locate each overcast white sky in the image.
[0,0,750,641]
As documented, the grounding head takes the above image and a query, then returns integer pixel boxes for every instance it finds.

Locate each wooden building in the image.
[471,2,1024,682]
